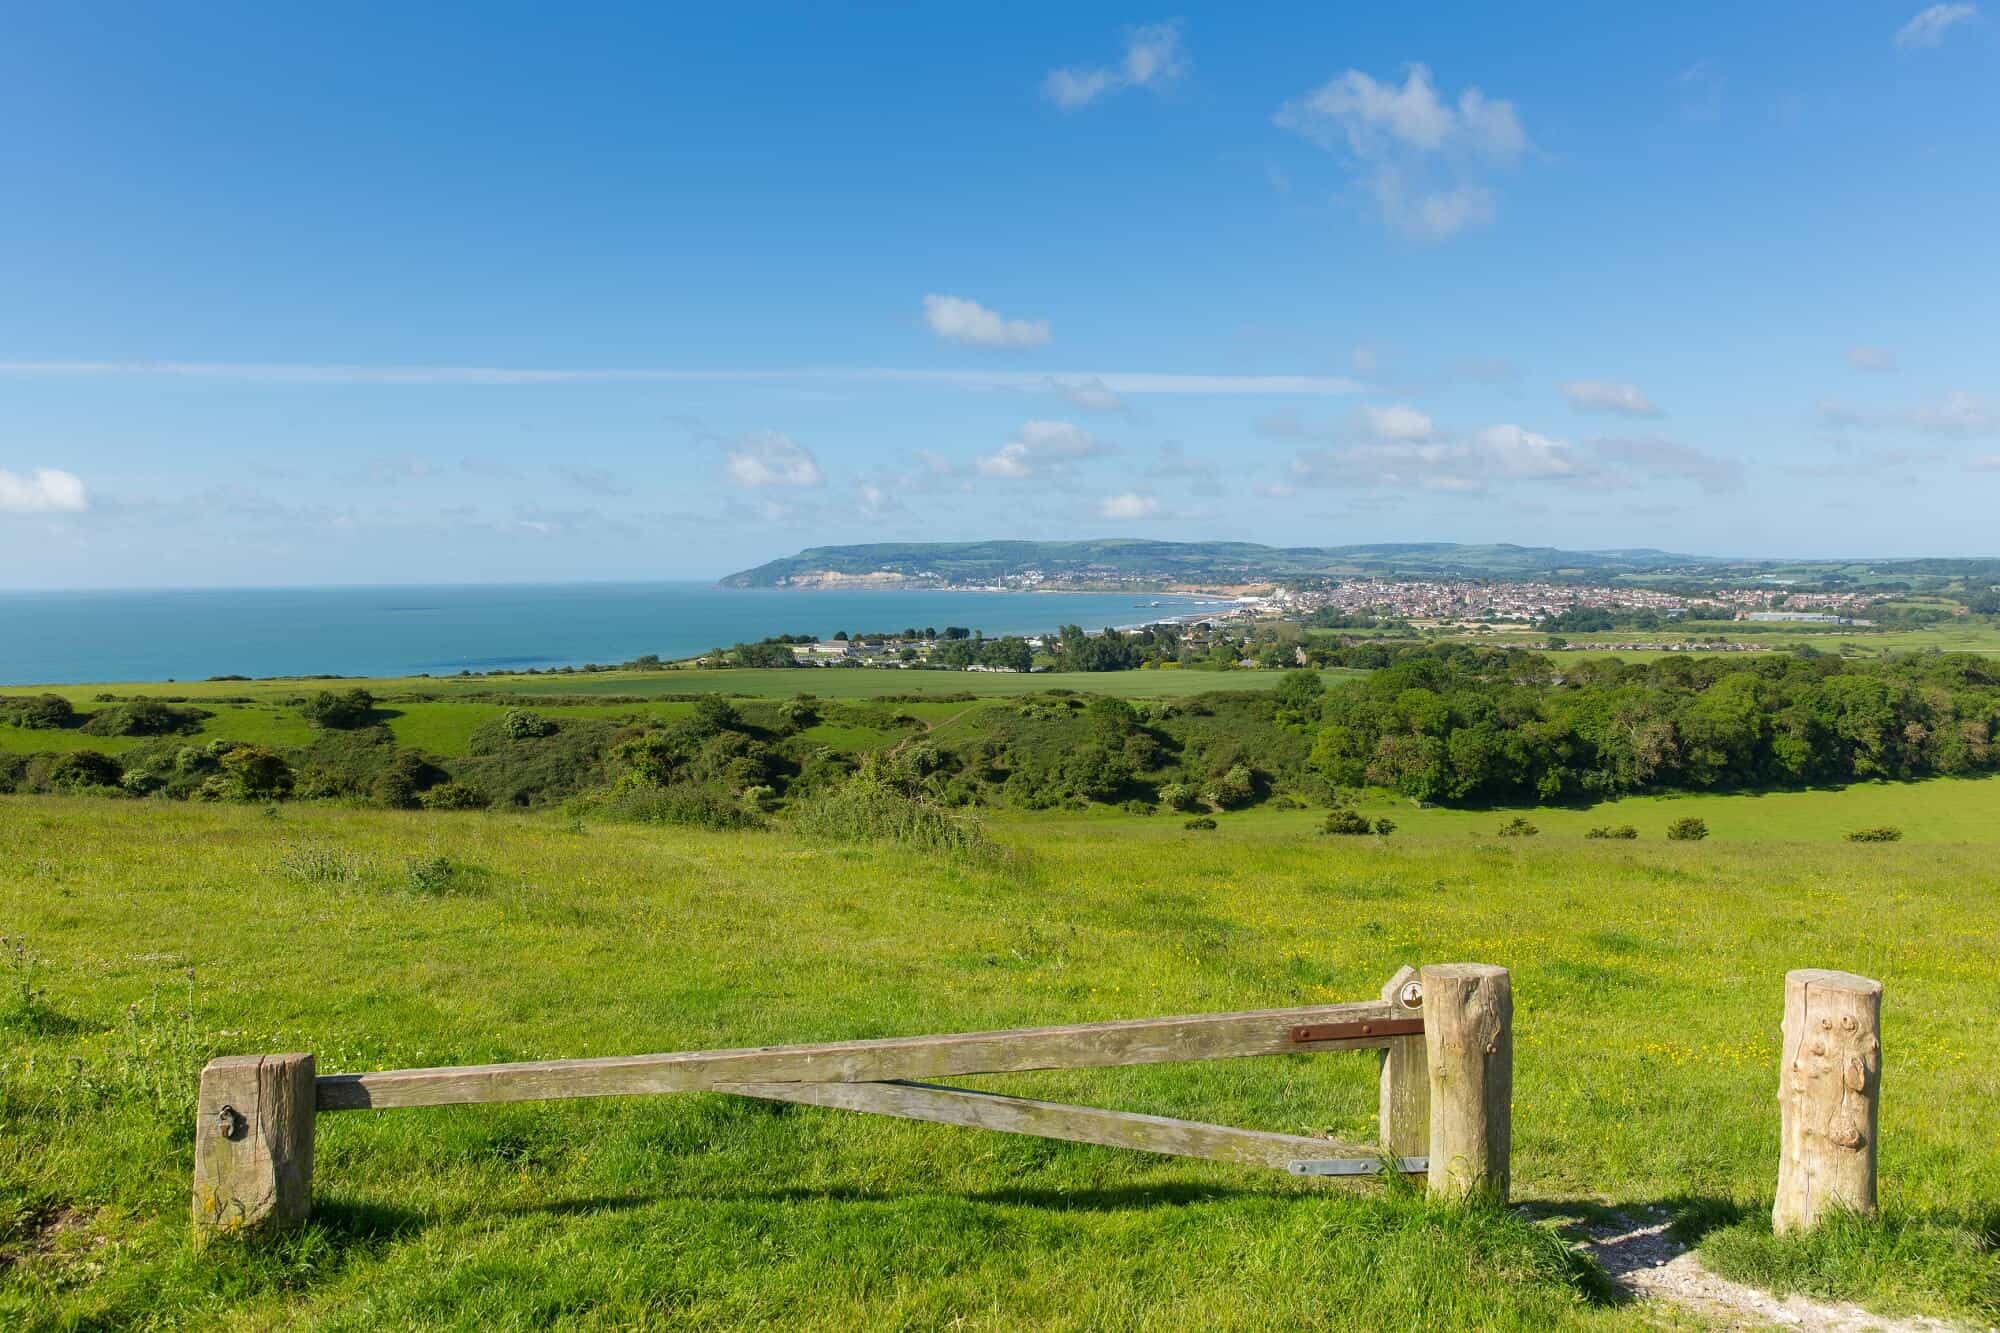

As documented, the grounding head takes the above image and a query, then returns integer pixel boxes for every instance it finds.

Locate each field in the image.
[4,795,1998,1328]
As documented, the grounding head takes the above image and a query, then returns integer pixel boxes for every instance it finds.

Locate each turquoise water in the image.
[0,584,1225,685]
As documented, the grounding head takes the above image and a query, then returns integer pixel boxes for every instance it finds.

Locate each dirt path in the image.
[1577,1210,1971,1332]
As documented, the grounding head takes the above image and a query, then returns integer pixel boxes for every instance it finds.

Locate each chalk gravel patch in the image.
[1580,1211,1975,1332]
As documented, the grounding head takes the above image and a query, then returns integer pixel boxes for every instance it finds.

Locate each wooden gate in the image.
[192,962,1511,1237]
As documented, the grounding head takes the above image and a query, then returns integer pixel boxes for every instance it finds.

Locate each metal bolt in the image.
[216,1104,245,1140]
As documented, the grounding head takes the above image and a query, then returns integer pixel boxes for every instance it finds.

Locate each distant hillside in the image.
[720,540,1726,589]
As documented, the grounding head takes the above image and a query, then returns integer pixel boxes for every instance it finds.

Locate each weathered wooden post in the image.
[191,1053,316,1239]
[1421,963,1511,1201]
[1378,964,1428,1158]
[1774,969,1881,1234]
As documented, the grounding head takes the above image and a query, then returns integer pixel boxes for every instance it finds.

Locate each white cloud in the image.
[1045,22,1187,109]
[1362,403,1434,440]
[1896,4,1978,48]
[1589,436,1745,494]
[1289,423,1586,492]
[1914,390,1996,435]
[975,420,1104,479]
[1052,375,1123,411]
[725,431,825,488]
[1253,481,1296,499]
[1968,454,2000,472]
[1562,380,1662,417]
[854,480,899,517]
[1821,390,1996,436]
[1098,491,1160,520]
[0,467,88,513]
[0,360,1360,396]
[1275,64,1529,239]
[1848,345,1898,373]
[922,294,1052,349]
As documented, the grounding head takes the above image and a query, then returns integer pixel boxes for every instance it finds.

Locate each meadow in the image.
[3,795,1997,1328]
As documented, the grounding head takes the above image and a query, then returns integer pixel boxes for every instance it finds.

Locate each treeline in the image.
[1301,645,2000,803]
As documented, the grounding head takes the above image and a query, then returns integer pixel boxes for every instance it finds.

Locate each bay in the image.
[0,583,1229,685]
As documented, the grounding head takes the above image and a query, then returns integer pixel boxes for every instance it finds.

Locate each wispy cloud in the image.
[976,420,1105,479]
[0,360,1359,397]
[1098,491,1160,520]
[1562,379,1662,417]
[1588,436,1744,494]
[922,294,1051,349]
[725,431,825,488]
[0,467,88,513]
[1896,4,1978,48]
[1819,390,1995,436]
[1274,63,1529,240]
[1044,21,1187,110]
[1847,345,1898,373]
[552,464,630,497]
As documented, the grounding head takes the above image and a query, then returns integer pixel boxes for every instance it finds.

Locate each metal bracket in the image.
[1287,1156,1427,1176]
[1287,1017,1424,1044]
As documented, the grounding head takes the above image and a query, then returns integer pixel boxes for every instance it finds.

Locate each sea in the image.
[0,584,1231,685]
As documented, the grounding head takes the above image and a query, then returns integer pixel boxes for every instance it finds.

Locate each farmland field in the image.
[3,795,1997,1328]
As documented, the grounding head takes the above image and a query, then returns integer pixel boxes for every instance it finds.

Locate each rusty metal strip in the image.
[1287,1017,1424,1044]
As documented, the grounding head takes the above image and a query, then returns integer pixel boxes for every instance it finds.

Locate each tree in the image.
[1273,669,1326,730]
[301,688,375,729]
[8,694,76,729]
[1666,816,1710,841]
[220,746,294,800]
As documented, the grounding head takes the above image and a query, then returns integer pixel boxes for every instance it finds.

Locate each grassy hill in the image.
[720,540,1723,588]
[2,797,1995,1325]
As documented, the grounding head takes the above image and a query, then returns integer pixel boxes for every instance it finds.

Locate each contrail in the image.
[0,360,1361,396]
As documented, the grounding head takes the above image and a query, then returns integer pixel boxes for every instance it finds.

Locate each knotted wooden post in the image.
[1422,963,1511,1201]
[1774,969,1881,1234]
[192,1053,316,1239]
[1378,964,1428,1158]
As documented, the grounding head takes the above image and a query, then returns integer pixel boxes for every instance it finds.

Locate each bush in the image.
[1666,816,1710,842]
[419,781,489,811]
[499,709,558,740]
[1321,807,1376,836]
[602,781,763,831]
[301,688,376,730]
[220,745,294,800]
[1372,817,1396,836]
[1183,815,1218,830]
[79,701,209,737]
[1845,825,1904,843]
[5,694,77,729]
[373,751,448,809]
[46,750,122,791]
[404,854,465,894]
[1156,781,1199,812]
[1586,825,1640,840]
[790,772,994,858]
[1497,816,1539,838]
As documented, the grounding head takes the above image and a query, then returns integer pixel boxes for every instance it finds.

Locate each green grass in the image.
[3,796,1995,1327]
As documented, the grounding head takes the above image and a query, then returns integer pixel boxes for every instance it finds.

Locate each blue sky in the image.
[2,1,1995,588]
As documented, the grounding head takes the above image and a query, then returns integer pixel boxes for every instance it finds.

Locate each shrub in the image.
[1666,816,1710,842]
[1156,781,1199,812]
[1845,825,1904,843]
[373,751,449,809]
[79,700,209,737]
[1586,825,1640,840]
[5,694,76,729]
[1205,763,1257,811]
[278,843,367,885]
[46,750,122,791]
[419,781,489,811]
[602,781,764,831]
[1183,815,1218,830]
[301,688,376,729]
[220,745,294,800]
[500,709,558,740]
[1321,807,1376,836]
[790,772,993,858]
[1372,817,1396,836]
[404,854,462,894]
[1497,816,1539,838]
